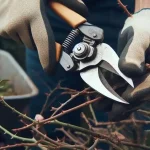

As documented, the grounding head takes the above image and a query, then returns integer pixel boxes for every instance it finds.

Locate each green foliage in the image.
[0,80,15,96]
[0,80,9,89]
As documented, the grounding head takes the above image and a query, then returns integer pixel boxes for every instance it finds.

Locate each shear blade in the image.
[97,43,134,88]
[80,67,129,104]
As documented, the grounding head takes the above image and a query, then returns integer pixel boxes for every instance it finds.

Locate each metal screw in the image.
[67,65,70,69]
[77,47,81,51]
[93,33,97,38]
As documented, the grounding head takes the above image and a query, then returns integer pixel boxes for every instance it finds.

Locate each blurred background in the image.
[0,37,31,150]
[0,37,25,70]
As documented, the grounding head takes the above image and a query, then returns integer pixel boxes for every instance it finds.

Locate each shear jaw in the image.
[80,67,129,104]
[98,43,134,88]
[59,21,134,104]
[80,43,134,104]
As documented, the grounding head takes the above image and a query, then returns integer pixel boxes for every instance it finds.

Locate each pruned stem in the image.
[0,96,35,123]
[51,88,89,117]
[117,0,132,17]
[0,125,36,143]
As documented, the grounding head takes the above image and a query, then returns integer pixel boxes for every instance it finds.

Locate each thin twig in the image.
[0,140,42,150]
[41,82,78,115]
[92,119,150,126]
[56,144,85,150]
[138,109,150,117]
[13,122,35,133]
[81,112,93,130]
[40,88,57,115]
[0,125,36,143]
[75,132,88,141]
[0,96,34,122]
[88,139,99,150]
[50,120,110,140]
[117,0,132,17]
[98,139,124,150]
[43,97,102,124]
[51,88,90,117]
[32,127,60,146]
[87,96,98,124]
[13,96,102,132]
[56,128,83,145]
[68,129,85,143]
[52,120,150,150]
[122,141,150,150]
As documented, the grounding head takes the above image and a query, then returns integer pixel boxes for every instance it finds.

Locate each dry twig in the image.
[117,0,132,17]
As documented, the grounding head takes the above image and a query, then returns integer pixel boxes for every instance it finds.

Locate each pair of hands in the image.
[0,0,150,121]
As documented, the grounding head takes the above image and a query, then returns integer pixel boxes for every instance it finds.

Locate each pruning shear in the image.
[50,1,134,104]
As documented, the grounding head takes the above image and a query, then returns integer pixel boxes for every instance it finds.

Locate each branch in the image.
[138,109,150,117]
[88,139,99,150]
[56,144,85,150]
[92,119,150,126]
[50,120,110,140]
[55,128,83,145]
[0,96,34,123]
[40,88,58,115]
[32,127,60,146]
[87,96,98,124]
[51,88,90,117]
[13,122,35,133]
[117,0,132,17]
[13,96,102,132]
[98,139,124,150]
[0,140,42,150]
[75,132,88,141]
[0,125,36,143]
[122,141,150,150]
[81,112,93,130]
[52,120,150,150]
[40,81,78,115]
[68,129,86,143]
[43,97,102,124]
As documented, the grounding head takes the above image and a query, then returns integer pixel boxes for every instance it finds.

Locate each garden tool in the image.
[50,1,134,104]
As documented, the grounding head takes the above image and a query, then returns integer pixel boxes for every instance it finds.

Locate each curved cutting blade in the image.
[80,67,129,104]
[97,43,134,88]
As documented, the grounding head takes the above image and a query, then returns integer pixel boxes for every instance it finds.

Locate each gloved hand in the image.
[0,0,88,74]
[109,9,150,121]
[94,9,150,121]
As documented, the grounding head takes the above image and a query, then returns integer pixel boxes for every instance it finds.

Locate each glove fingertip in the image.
[118,26,147,77]
[108,103,131,122]
[119,59,146,77]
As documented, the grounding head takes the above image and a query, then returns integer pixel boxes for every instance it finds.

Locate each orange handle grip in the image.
[49,1,87,28]
[55,42,62,62]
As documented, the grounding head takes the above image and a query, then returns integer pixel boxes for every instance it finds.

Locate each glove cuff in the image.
[135,8,150,14]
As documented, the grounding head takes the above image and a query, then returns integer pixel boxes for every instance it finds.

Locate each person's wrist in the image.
[135,0,150,12]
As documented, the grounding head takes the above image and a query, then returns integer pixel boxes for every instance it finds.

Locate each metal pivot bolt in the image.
[73,43,90,60]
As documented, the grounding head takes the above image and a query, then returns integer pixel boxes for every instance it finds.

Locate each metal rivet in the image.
[67,65,70,69]
[93,33,97,38]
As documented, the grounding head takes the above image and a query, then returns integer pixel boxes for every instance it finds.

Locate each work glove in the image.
[109,9,150,121]
[94,9,150,121]
[0,0,88,74]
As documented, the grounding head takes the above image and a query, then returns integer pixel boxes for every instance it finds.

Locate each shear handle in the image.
[49,1,87,28]
[55,42,62,62]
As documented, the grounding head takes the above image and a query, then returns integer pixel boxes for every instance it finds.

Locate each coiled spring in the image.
[62,29,80,53]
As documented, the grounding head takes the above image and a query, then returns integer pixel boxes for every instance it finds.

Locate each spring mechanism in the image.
[62,29,80,53]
